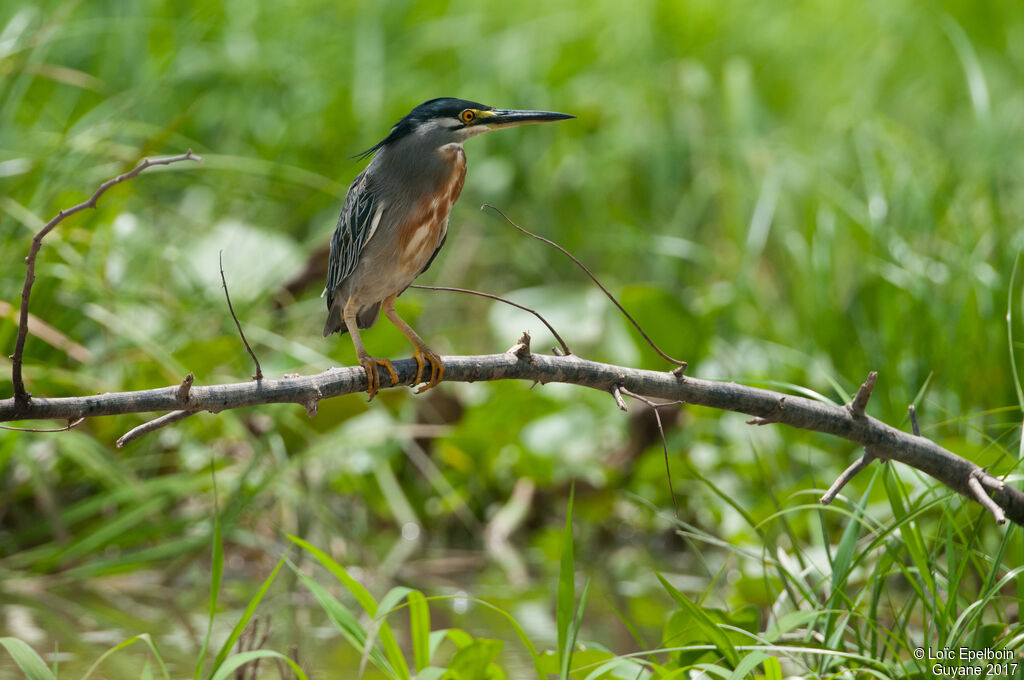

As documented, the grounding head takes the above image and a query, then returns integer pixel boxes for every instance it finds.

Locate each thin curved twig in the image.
[481,204,686,367]
[410,284,571,356]
[0,417,85,433]
[619,386,684,517]
[220,251,263,381]
[9,150,203,409]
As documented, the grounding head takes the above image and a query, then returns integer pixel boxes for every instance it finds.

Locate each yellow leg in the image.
[382,293,445,393]
[343,298,398,401]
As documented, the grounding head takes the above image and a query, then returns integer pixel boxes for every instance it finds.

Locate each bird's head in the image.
[356,97,574,159]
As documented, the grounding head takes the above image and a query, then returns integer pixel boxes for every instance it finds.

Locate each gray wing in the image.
[323,170,382,310]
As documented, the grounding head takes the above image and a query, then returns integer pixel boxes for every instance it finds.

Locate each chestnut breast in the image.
[397,144,466,271]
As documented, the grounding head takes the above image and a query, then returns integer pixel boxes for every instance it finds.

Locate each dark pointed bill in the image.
[482,109,575,128]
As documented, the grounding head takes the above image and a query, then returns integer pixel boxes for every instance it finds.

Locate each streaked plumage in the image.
[323,97,573,399]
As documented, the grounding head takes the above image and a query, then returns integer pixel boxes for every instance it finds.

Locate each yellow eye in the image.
[459,109,476,123]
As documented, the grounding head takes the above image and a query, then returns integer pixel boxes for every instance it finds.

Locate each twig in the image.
[979,473,1005,493]
[3,353,1024,527]
[968,469,1007,525]
[116,410,194,448]
[9,150,202,409]
[411,283,571,356]
[821,450,876,505]
[611,384,628,412]
[908,404,920,436]
[219,251,263,381]
[849,371,878,417]
[177,373,194,406]
[0,417,84,433]
[481,204,686,368]
[619,386,684,517]
[235,616,272,680]
[505,331,532,361]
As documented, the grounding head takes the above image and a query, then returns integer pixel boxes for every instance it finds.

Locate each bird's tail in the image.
[323,301,382,337]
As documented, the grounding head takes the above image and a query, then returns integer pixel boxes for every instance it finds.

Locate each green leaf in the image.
[725,651,769,680]
[540,649,617,678]
[208,650,309,680]
[286,534,408,680]
[883,467,935,596]
[290,565,391,672]
[443,639,504,680]
[763,611,824,642]
[408,591,431,672]
[286,534,378,612]
[81,634,170,680]
[194,502,224,680]
[656,574,739,668]
[567,578,591,678]
[558,486,576,680]
[0,638,56,680]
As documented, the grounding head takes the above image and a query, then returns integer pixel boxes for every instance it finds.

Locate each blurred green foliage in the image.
[2,0,1024,675]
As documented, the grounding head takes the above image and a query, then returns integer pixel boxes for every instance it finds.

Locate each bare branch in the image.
[746,396,787,425]
[821,450,877,505]
[908,404,920,436]
[2,353,1023,527]
[116,410,194,448]
[220,252,263,381]
[9,150,202,410]
[411,284,571,356]
[481,204,687,368]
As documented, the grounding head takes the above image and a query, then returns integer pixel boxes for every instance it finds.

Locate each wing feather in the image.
[323,171,384,309]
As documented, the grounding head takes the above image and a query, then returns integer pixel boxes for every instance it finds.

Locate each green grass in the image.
[2,0,1024,676]
[8,488,1020,677]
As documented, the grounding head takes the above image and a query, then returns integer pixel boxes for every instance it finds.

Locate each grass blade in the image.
[194,474,225,680]
[655,574,739,667]
[209,650,309,680]
[558,485,576,680]
[80,634,169,680]
[207,556,286,678]
[408,591,431,672]
[289,563,393,674]
[0,638,56,680]
[286,534,408,679]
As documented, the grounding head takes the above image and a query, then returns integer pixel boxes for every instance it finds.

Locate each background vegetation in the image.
[2,0,1024,677]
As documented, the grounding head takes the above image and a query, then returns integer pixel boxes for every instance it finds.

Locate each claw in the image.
[412,347,445,394]
[358,354,398,401]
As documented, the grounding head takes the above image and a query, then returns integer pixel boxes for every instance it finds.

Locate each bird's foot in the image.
[411,346,445,394]
[358,354,399,401]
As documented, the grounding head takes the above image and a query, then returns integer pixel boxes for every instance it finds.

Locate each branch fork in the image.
[9,150,202,411]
